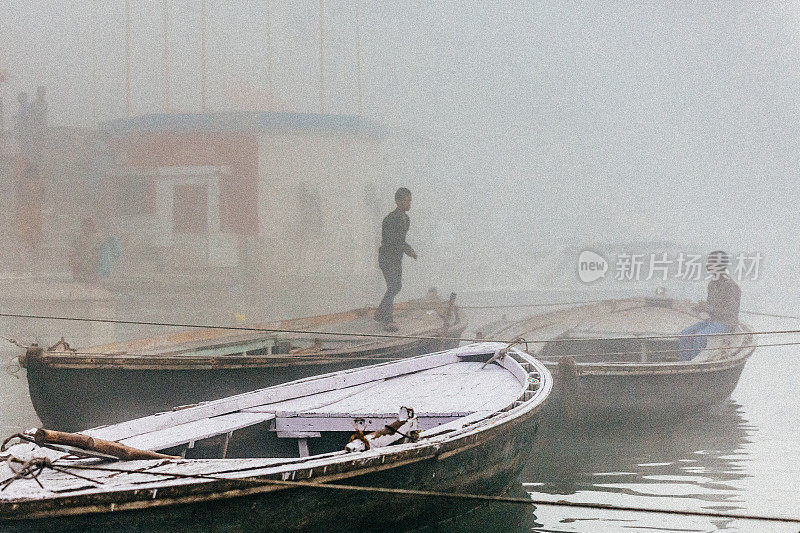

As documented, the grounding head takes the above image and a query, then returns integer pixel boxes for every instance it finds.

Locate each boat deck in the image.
[494,298,752,365]
[564,304,697,337]
[108,361,521,451]
[39,302,455,359]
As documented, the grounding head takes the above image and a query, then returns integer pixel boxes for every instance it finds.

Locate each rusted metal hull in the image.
[25,336,460,432]
[544,356,750,425]
[2,393,544,532]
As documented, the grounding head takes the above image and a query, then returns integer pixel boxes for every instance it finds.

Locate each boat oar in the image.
[33,429,180,461]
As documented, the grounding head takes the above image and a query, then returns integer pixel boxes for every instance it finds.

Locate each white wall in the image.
[256,130,383,299]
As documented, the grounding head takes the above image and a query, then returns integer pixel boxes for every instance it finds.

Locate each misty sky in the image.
[1,1,798,283]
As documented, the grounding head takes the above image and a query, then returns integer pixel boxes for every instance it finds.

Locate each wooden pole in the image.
[317,0,325,114]
[34,428,180,460]
[354,0,363,116]
[91,0,99,125]
[0,10,7,133]
[265,0,274,105]
[124,0,132,117]
[162,0,171,113]
[200,0,208,112]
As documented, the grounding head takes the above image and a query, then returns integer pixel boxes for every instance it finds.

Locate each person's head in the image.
[80,217,97,235]
[706,250,731,279]
[17,92,28,105]
[25,163,39,179]
[395,187,412,211]
[36,86,46,99]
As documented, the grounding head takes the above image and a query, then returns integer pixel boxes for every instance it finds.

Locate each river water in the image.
[0,289,797,532]
[447,290,800,533]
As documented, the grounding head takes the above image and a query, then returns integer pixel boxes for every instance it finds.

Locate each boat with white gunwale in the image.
[0,342,550,531]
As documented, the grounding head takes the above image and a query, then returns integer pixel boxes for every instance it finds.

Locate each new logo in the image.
[578,250,608,283]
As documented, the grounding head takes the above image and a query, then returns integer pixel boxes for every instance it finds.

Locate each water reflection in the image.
[521,401,761,532]
[406,390,759,531]
[525,401,753,503]
[409,482,540,533]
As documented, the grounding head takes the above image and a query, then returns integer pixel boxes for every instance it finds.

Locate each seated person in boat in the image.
[678,251,741,361]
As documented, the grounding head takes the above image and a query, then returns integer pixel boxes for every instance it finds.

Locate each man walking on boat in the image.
[375,187,417,331]
[678,251,741,360]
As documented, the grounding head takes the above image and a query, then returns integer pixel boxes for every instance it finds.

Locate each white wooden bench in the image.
[271,411,472,433]
[118,412,276,456]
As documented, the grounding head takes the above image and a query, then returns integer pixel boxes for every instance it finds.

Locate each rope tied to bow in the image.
[481,336,526,369]
[1,456,52,490]
[0,455,103,492]
[347,419,370,450]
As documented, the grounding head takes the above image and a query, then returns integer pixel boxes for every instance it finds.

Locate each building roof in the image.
[101,111,387,138]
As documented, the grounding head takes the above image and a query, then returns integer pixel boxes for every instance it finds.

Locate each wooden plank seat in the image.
[271,411,474,434]
[106,335,278,358]
[118,412,276,452]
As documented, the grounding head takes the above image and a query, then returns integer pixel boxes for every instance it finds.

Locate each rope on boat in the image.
[5,310,800,364]
[526,497,800,524]
[538,338,800,361]
[741,308,800,321]
[0,336,27,349]
[481,337,527,368]
[4,311,800,347]
[0,456,101,491]
[448,299,607,310]
[14,461,536,505]
[19,337,800,364]
[4,461,799,524]
[0,336,28,379]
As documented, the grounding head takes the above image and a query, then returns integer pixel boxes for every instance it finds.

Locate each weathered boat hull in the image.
[544,357,749,425]
[25,335,460,432]
[487,297,756,426]
[2,391,543,532]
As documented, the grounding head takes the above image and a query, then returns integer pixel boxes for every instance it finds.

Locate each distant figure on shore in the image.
[678,251,741,361]
[14,162,44,273]
[70,217,102,284]
[375,187,417,331]
[31,86,48,134]
[14,91,30,140]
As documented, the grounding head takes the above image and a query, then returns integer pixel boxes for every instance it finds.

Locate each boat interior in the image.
[51,344,540,462]
[506,298,750,364]
[37,298,460,361]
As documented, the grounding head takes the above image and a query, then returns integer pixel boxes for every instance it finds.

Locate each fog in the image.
[1,4,800,528]
[1,1,798,315]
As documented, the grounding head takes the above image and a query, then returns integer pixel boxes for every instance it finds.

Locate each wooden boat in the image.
[21,294,466,431]
[483,297,755,424]
[0,342,551,531]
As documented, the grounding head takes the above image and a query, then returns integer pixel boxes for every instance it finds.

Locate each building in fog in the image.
[0,124,101,275]
[98,111,387,291]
